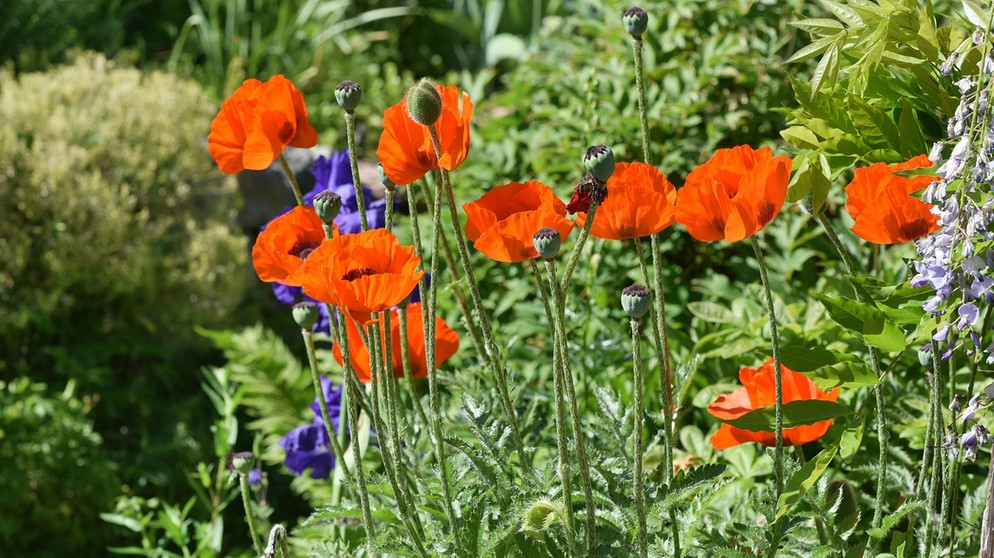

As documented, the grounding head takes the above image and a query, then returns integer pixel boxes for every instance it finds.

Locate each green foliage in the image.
[0,378,119,557]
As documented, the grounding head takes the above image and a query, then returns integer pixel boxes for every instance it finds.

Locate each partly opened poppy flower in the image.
[675,145,792,242]
[845,155,940,244]
[708,359,839,450]
[208,75,319,174]
[463,180,574,263]
[253,206,334,285]
[295,229,423,325]
[377,84,473,186]
[575,162,677,240]
[333,302,460,383]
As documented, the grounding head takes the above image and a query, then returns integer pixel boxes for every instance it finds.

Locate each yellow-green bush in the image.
[0,52,246,379]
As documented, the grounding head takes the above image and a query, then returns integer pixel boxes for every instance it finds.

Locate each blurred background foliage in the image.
[2,0,975,555]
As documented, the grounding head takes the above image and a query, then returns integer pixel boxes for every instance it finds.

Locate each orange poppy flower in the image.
[333,302,460,383]
[294,229,423,325]
[675,145,792,242]
[252,206,336,285]
[845,155,940,244]
[463,180,574,263]
[575,162,677,240]
[208,75,319,174]
[376,84,473,186]
[708,359,840,450]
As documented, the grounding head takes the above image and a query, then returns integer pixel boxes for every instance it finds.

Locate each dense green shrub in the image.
[0,53,249,543]
[0,377,119,557]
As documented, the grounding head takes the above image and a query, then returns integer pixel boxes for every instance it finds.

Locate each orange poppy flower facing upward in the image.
[208,75,319,174]
[376,84,473,186]
[333,302,460,383]
[463,180,575,263]
[845,155,940,244]
[675,145,792,242]
[294,229,424,325]
[253,206,334,285]
[708,359,840,450]
[575,162,677,240]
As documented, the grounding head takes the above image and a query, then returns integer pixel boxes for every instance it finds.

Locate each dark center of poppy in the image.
[289,241,321,260]
[898,219,931,242]
[342,267,378,282]
[278,121,295,144]
[757,203,776,227]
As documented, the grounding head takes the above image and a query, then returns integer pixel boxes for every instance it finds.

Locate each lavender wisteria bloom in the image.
[279,375,344,479]
[912,60,994,362]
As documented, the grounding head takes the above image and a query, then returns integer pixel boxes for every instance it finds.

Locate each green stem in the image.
[923,340,944,557]
[546,258,597,555]
[630,317,649,558]
[344,111,369,231]
[239,473,263,555]
[421,167,459,549]
[815,213,888,530]
[262,524,288,558]
[528,261,577,554]
[559,199,601,296]
[427,124,527,462]
[278,153,305,207]
[398,304,430,427]
[302,329,351,481]
[336,318,375,542]
[631,38,651,164]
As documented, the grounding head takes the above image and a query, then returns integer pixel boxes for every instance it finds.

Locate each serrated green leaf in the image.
[811,292,907,352]
[687,301,738,324]
[792,18,846,34]
[781,126,823,151]
[720,400,852,431]
[822,0,866,27]
[776,446,838,520]
[788,34,838,64]
[780,345,847,371]
[802,361,879,390]
[840,415,866,461]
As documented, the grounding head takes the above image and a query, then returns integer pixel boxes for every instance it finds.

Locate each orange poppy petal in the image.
[252,206,326,284]
[581,162,677,240]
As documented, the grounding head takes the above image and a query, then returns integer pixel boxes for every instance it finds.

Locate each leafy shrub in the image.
[0,377,119,557]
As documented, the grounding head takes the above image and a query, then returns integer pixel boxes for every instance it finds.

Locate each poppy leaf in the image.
[776,446,838,521]
[840,414,866,462]
[720,400,852,432]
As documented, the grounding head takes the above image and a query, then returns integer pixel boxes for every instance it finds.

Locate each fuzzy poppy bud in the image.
[623,7,648,39]
[621,283,651,318]
[335,80,362,112]
[917,343,933,368]
[533,227,562,260]
[378,162,396,191]
[292,301,319,330]
[313,190,343,224]
[405,78,442,126]
[584,145,615,182]
[228,451,256,475]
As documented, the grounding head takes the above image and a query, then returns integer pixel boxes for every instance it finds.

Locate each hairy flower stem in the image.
[278,153,305,207]
[413,178,486,359]
[262,524,290,558]
[815,213,888,530]
[559,199,601,296]
[630,317,649,558]
[923,339,944,557]
[631,38,651,165]
[546,258,597,554]
[528,262,578,554]
[344,112,369,231]
[427,125,527,462]
[302,329,350,481]
[397,306,430,426]
[239,472,263,555]
[751,235,786,556]
[421,167,460,549]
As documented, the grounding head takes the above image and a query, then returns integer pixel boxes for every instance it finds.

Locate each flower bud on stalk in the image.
[335,80,362,112]
[621,284,651,319]
[533,227,563,261]
[406,78,442,126]
[623,7,649,39]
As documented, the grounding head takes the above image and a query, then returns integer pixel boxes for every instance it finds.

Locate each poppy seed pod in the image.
[229,451,256,475]
[292,302,319,330]
[621,283,651,318]
[623,7,648,38]
[335,80,362,112]
[313,190,343,224]
[406,78,443,126]
[377,162,396,191]
[584,145,616,182]
[533,227,562,260]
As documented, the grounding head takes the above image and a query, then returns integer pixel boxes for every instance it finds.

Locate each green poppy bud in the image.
[533,227,562,260]
[583,145,615,182]
[623,7,648,39]
[229,451,256,475]
[405,78,442,126]
[621,283,651,318]
[918,344,934,369]
[313,190,343,224]
[292,302,319,330]
[335,80,362,112]
[377,162,396,191]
